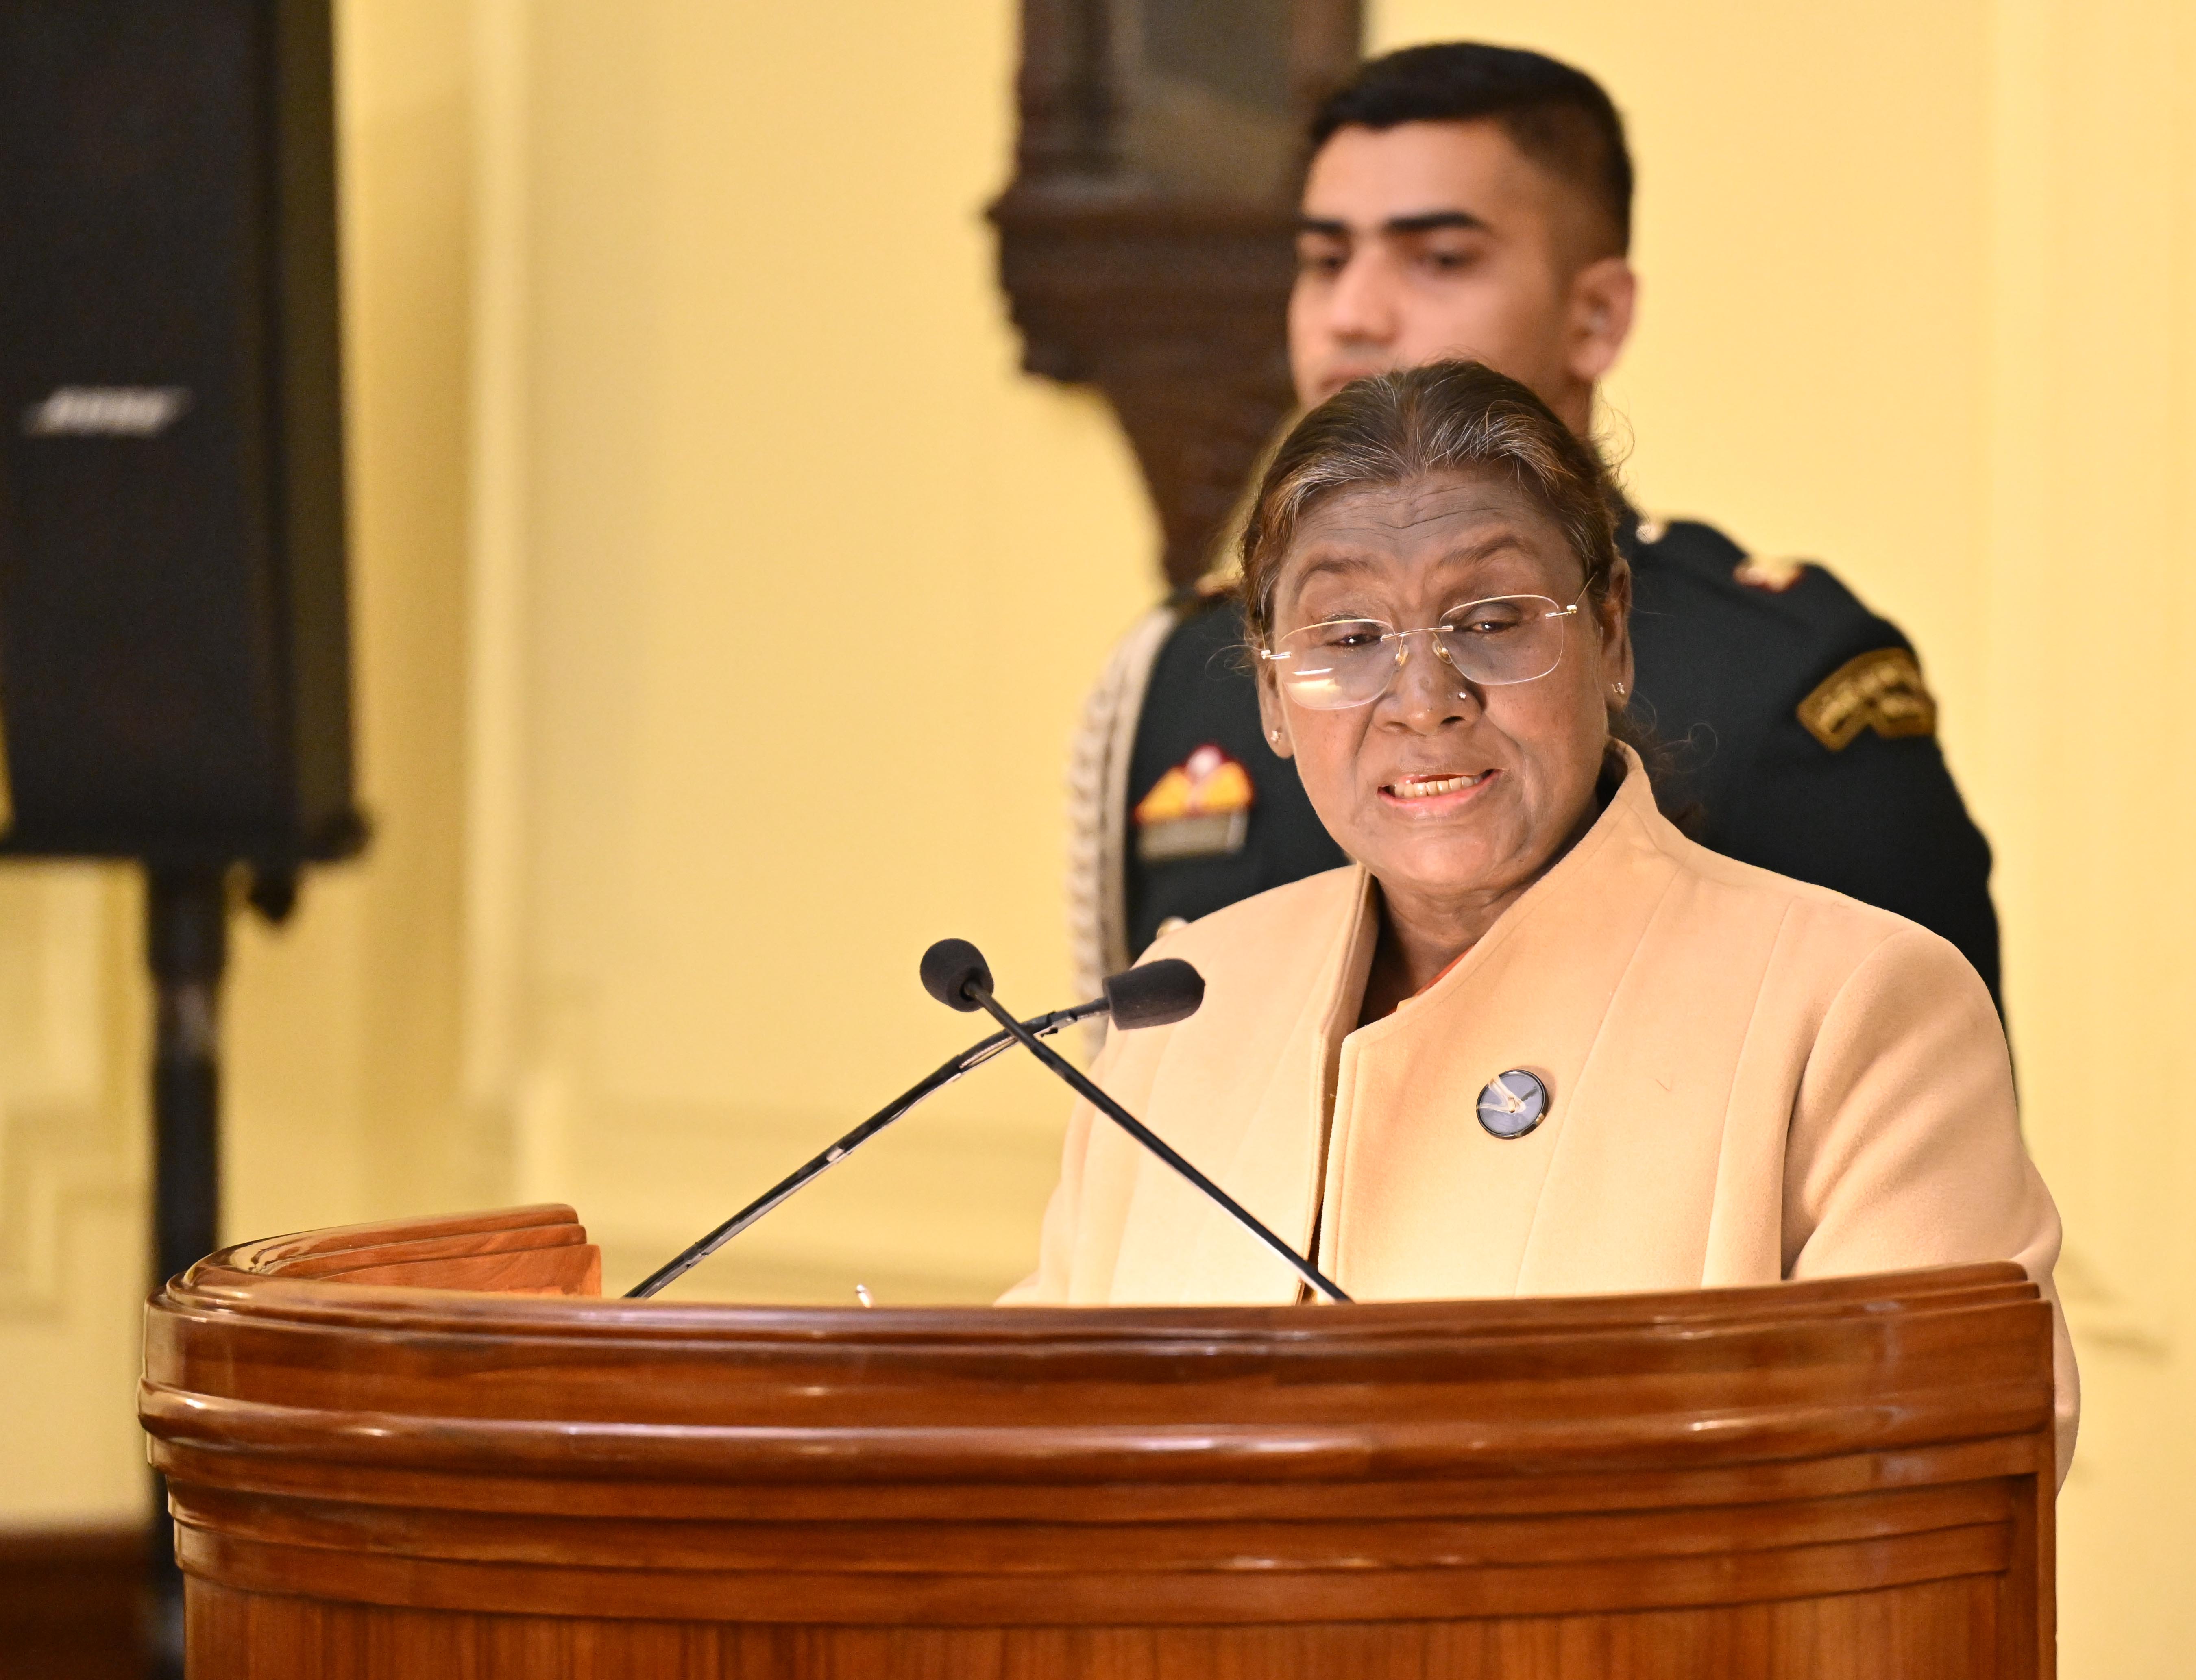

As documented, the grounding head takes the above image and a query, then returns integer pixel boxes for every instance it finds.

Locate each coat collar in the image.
[1331,743,1667,1044]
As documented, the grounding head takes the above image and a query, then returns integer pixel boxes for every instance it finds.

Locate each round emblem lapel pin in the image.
[1476,1070,1549,1139]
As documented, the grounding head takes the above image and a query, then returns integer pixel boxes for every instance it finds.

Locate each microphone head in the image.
[1101,958,1205,1030]
[920,938,993,1011]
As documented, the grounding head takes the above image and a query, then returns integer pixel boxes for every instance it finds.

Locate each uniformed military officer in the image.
[1067,42,1999,1008]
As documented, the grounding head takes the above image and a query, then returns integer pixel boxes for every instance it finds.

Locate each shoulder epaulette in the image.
[1733,555,1808,593]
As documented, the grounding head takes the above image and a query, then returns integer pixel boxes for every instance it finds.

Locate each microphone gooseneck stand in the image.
[927,941,1352,1305]
[624,997,1106,1299]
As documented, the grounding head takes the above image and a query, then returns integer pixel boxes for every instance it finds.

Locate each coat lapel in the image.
[1318,774,1676,1298]
[1105,871,1372,1304]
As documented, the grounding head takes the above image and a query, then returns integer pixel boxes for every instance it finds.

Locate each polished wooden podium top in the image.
[141,1205,2056,1678]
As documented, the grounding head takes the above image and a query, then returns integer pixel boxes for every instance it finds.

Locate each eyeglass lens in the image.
[1271,595,1571,710]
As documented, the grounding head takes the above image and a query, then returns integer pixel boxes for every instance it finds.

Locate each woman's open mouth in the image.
[1381,770,1495,805]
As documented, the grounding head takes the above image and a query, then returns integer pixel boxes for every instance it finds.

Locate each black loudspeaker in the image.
[0,0,364,878]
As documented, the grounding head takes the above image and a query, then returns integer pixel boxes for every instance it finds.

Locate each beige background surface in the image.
[2,2,2189,1671]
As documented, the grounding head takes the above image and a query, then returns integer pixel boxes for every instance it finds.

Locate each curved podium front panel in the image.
[142,1206,2054,1677]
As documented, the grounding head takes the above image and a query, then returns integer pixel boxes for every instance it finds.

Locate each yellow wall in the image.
[476,0,1155,1300]
[3,2,2191,1672]
[0,866,146,1523]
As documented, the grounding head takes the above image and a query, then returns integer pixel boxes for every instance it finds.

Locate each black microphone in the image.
[922,940,1204,1033]
[919,938,992,1011]
[625,960,1195,1299]
[921,937,1351,1304]
[1102,958,1205,1030]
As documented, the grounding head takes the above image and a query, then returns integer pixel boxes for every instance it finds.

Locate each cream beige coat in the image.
[1007,751,2077,1480]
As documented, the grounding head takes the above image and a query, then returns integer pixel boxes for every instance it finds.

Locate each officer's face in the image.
[1290,122,1635,434]
[1257,469,1632,930]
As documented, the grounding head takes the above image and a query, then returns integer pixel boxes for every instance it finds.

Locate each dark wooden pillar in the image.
[991,0,1362,592]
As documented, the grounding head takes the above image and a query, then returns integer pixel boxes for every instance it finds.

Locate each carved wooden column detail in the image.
[992,0,1363,591]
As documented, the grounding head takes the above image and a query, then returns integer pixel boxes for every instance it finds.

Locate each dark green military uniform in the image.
[1120,511,2001,1005]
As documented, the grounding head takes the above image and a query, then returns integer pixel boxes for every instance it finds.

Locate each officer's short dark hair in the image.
[1311,44,1634,257]
[1239,359,1622,651]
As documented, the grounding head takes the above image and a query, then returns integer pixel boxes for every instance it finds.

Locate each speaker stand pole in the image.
[144,864,229,1680]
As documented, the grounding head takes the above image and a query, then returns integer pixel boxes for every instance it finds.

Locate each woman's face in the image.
[1256,468,1632,918]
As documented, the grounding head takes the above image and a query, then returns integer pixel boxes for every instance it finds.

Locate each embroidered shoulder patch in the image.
[1734,554,1807,592]
[1797,648,1937,751]
[1135,744,1253,862]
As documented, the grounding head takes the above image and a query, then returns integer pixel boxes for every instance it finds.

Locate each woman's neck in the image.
[1357,883,1511,1024]
[1355,775,1616,1025]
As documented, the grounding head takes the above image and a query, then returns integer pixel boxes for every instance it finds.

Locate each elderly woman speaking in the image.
[1009,360,2075,1475]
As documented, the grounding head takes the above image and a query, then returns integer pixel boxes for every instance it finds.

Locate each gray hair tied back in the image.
[1237,360,1625,651]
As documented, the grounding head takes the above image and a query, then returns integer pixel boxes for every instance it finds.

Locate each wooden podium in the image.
[141,1206,2055,1678]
